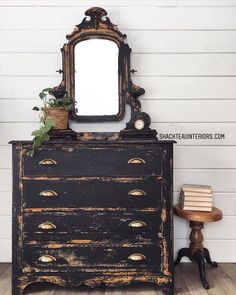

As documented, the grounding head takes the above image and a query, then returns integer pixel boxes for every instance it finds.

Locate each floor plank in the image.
[174,264,189,295]
[179,263,207,295]
[1,263,236,294]
[0,264,11,295]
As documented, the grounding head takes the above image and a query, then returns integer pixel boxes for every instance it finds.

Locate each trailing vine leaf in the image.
[26,150,34,157]
[42,88,53,92]
[39,92,46,99]
[64,104,72,111]
[33,137,42,148]
[45,117,55,129]
[41,133,50,141]
[31,129,42,137]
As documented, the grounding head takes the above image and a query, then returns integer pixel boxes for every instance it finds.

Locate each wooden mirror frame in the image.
[53,7,130,122]
[52,7,156,137]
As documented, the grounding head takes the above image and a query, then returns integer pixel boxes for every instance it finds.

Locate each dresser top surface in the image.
[9,132,175,145]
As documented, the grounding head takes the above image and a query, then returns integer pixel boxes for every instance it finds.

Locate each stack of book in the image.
[179,184,213,212]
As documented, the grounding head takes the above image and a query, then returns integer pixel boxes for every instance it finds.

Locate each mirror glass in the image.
[74,39,119,116]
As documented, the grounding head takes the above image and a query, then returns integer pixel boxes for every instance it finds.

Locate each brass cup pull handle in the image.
[128,158,145,164]
[129,221,147,228]
[39,190,58,198]
[38,255,56,263]
[38,222,56,230]
[128,253,146,261]
[128,189,146,197]
[39,159,57,166]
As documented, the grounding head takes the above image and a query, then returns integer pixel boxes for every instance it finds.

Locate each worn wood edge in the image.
[9,139,175,145]
[18,273,172,293]
[23,207,160,213]
[173,204,223,223]
[25,239,158,248]
[22,176,162,181]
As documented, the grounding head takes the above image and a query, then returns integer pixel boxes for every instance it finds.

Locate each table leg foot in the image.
[174,248,190,266]
[193,249,209,289]
[203,247,218,267]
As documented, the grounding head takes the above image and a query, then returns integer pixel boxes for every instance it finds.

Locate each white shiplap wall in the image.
[0,0,236,263]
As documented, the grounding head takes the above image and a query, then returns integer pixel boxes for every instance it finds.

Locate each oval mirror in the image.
[74,39,119,116]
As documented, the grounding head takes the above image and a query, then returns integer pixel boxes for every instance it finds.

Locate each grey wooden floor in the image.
[1,263,236,294]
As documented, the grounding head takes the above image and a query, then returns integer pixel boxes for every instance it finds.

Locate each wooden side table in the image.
[173,204,223,289]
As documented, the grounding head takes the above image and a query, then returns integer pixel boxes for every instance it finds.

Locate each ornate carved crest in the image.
[66,7,126,43]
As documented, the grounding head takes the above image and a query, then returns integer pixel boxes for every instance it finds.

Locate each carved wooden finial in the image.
[85,7,107,18]
[84,7,107,29]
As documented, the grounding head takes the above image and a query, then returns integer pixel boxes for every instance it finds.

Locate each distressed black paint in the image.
[23,146,163,177]
[23,210,162,239]
[23,177,162,208]
[11,136,174,295]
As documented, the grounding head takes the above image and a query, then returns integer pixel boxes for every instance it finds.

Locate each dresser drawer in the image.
[23,177,162,208]
[23,211,162,240]
[23,146,162,176]
[22,243,162,273]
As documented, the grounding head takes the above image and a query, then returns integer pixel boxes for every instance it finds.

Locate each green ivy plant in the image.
[34,87,73,111]
[26,88,73,157]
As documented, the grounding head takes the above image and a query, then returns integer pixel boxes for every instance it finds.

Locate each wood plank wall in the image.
[0,0,236,262]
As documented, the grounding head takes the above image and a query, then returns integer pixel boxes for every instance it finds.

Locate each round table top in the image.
[173,204,223,222]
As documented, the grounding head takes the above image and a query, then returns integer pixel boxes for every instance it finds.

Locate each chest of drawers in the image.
[11,137,174,295]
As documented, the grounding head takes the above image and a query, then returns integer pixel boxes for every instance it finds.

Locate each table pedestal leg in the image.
[174,220,217,289]
[174,248,190,266]
[203,247,218,267]
[192,249,209,289]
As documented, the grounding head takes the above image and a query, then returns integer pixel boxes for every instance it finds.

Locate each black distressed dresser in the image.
[11,135,174,294]
[11,7,174,295]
